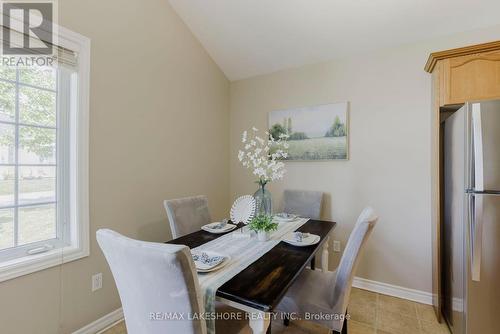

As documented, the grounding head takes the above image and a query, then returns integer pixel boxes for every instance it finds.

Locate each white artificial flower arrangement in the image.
[238,127,289,186]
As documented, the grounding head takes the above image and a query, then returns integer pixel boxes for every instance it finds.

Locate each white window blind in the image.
[0,25,78,67]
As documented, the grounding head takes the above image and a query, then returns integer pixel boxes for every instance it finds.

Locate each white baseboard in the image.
[353,276,432,305]
[72,308,123,334]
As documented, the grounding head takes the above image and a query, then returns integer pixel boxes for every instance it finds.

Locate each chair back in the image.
[164,195,211,238]
[283,189,323,220]
[96,229,206,334]
[331,207,378,325]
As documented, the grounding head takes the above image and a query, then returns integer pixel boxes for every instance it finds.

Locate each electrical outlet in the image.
[92,273,102,292]
[333,240,341,252]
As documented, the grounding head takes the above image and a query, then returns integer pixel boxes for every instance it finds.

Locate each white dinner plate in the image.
[282,232,320,247]
[201,222,237,234]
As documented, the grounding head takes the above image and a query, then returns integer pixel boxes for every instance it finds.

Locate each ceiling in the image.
[169,0,500,81]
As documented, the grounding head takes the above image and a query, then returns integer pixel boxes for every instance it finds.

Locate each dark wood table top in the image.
[167,219,336,312]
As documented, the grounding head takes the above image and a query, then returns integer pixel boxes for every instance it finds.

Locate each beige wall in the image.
[0,0,229,333]
[229,25,500,293]
[1,1,500,332]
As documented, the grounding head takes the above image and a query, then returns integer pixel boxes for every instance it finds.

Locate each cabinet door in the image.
[442,50,500,105]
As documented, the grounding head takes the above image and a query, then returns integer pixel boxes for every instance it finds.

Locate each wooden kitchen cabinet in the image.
[442,50,500,105]
[426,41,500,106]
[425,41,500,323]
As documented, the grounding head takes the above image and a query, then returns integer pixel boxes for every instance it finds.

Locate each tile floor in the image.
[102,288,450,334]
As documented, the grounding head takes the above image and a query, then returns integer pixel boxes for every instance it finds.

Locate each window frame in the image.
[0,24,90,282]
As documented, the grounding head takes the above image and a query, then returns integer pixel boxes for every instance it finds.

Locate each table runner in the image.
[193,218,309,333]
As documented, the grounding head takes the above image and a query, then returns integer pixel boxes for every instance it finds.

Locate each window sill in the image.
[0,244,89,283]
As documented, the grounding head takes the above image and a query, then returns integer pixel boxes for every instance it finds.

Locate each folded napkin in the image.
[209,223,226,230]
[192,252,225,270]
[293,232,310,242]
[276,212,294,219]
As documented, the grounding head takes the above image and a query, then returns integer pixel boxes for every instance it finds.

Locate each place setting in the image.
[201,219,238,234]
[191,251,231,273]
[274,212,299,223]
[283,231,321,247]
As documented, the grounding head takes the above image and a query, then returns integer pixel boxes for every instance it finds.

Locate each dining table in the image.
[167,219,336,334]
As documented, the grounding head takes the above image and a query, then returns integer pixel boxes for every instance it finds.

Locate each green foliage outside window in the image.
[0,66,56,162]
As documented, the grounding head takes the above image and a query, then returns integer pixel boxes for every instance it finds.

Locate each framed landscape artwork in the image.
[268,102,349,161]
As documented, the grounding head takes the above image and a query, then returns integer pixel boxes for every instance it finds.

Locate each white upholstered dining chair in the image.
[97,229,248,334]
[283,189,324,220]
[164,195,211,238]
[276,207,378,334]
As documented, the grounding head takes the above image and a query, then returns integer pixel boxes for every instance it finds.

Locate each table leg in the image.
[322,236,329,272]
[248,311,271,334]
[216,297,272,334]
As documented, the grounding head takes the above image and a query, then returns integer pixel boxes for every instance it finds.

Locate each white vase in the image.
[257,230,269,242]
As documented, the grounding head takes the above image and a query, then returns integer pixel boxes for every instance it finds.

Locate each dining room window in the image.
[0,66,65,258]
[0,25,90,282]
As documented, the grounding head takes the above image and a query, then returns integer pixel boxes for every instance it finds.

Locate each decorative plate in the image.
[230,195,256,224]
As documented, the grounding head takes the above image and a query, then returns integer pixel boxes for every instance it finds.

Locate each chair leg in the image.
[283,314,290,326]
[341,311,348,334]
[341,322,347,334]
[333,311,348,334]
[332,324,347,334]
[310,256,316,270]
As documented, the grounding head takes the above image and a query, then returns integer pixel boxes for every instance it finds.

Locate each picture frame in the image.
[268,102,349,161]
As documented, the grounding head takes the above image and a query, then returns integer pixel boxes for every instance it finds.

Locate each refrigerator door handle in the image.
[472,103,484,192]
[466,103,474,190]
[470,194,483,282]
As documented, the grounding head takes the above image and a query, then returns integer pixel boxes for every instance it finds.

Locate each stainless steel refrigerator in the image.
[443,100,500,334]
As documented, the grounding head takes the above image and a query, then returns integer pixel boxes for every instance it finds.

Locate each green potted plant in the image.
[248,215,278,241]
